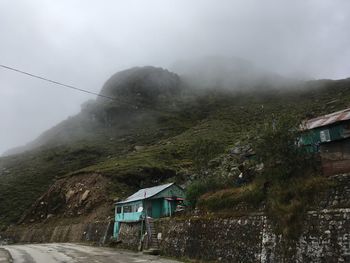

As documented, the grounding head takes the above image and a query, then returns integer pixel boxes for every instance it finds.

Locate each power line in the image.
[0,63,166,113]
[0,64,116,101]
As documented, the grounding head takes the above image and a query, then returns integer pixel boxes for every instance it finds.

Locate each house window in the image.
[123,205,132,213]
[320,129,330,142]
[130,203,141,212]
[131,205,137,212]
[116,206,122,214]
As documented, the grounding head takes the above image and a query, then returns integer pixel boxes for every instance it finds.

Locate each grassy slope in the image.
[1,78,350,228]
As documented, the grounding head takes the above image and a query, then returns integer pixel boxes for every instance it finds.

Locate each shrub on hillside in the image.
[253,115,324,239]
[186,176,235,208]
[190,138,225,171]
[254,115,319,182]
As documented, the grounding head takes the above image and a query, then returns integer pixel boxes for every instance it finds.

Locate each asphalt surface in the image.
[0,243,181,263]
[0,248,12,263]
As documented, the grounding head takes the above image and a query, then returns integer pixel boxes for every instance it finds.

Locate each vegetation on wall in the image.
[194,114,331,239]
[253,115,326,239]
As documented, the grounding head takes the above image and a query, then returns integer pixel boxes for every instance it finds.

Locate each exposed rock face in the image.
[18,173,112,224]
[99,66,181,105]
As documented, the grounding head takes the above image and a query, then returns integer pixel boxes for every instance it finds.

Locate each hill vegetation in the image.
[1,65,350,231]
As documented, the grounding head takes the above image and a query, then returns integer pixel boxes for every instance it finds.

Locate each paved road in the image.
[0,243,181,263]
[0,248,12,263]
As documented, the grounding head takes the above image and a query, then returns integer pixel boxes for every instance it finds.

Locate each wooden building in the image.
[113,183,185,238]
[301,108,350,176]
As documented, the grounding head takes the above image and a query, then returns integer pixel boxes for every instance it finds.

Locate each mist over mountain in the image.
[2,59,285,156]
[1,2,350,260]
[0,59,345,157]
[1,0,350,158]
[3,66,182,156]
[1,60,350,231]
[99,66,181,104]
[171,56,293,90]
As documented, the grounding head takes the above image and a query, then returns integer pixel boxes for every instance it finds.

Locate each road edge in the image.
[0,248,13,263]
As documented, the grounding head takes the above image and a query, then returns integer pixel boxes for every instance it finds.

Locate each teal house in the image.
[301,108,350,151]
[300,108,350,175]
[113,183,185,238]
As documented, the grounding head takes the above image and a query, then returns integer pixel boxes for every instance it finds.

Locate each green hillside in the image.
[1,66,350,229]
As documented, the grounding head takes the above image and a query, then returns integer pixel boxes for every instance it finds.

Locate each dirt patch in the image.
[18,173,113,225]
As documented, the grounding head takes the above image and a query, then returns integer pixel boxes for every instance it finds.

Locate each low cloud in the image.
[0,0,349,153]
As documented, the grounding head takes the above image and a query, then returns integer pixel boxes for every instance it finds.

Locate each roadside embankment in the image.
[1,221,113,245]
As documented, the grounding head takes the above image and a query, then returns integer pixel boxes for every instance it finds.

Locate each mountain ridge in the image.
[1,64,350,229]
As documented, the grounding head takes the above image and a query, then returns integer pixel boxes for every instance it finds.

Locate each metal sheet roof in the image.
[303,108,350,130]
[116,183,174,204]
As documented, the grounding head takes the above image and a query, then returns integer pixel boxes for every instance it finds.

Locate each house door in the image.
[146,202,152,217]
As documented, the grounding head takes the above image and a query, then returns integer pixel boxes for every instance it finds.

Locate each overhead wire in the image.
[0,63,168,113]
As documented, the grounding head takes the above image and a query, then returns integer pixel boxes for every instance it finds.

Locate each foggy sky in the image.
[1,0,350,154]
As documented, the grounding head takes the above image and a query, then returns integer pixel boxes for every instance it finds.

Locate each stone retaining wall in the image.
[116,174,350,262]
[1,221,113,245]
[113,209,346,262]
[117,222,141,250]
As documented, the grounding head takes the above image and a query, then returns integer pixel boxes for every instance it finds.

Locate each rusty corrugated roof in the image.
[303,108,350,130]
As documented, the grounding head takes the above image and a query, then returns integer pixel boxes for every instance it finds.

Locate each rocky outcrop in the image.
[99,66,181,105]
[0,173,115,245]
[18,173,113,224]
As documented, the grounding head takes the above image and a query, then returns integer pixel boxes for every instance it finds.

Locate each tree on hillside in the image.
[255,115,319,182]
[254,115,323,240]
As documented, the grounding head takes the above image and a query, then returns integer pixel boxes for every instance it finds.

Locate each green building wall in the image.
[301,122,348,152]
[114,184,185,238]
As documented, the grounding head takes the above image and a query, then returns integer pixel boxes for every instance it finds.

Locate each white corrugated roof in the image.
[116,183,174,204]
